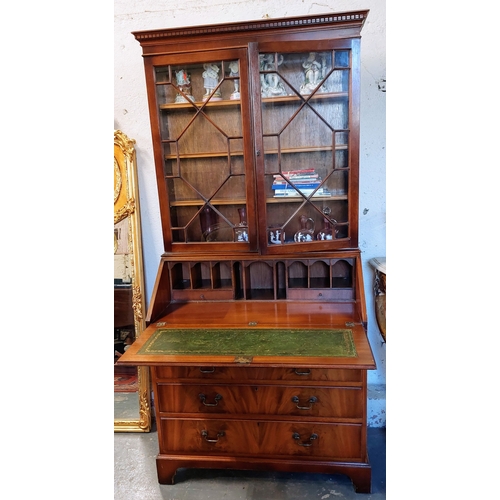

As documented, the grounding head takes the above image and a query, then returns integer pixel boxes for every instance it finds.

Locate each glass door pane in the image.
[154,57,249,245]
[259,50,352,248]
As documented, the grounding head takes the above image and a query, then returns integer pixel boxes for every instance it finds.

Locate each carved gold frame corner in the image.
[114,129,151,432]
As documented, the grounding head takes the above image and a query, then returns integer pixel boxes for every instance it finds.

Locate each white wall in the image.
[114,0,386,389]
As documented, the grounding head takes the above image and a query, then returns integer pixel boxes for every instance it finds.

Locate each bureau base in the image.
[156,454,372,493]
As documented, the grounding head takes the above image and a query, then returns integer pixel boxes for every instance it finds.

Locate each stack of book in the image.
[272,169,329,197]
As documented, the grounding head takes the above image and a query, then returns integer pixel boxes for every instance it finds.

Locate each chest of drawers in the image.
[153,365,370,492]
[119,301,375,493]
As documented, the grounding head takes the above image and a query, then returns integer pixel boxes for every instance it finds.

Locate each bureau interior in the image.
[167,257,355,300]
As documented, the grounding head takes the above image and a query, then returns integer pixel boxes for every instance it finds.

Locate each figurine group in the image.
[269,211,339,245]
[269,225,336,244]
[260,52,330,97]
[174,61,240,103]
[173,52,331,103]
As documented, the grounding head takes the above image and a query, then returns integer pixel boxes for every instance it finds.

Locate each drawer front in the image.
[154,366,362,383]
[158,418,363,460]
[156,383,363,418]
[286,289,354,301]
[171,289,234,301]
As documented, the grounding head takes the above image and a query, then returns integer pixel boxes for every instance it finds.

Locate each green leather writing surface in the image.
[138,328,357,357]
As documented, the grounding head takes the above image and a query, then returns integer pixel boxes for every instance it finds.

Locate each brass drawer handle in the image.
[294,368,311,375]
[294,369,311,376]
[291,396,318,410]
[201,430,225,443]
[199,367,215,373]
[292,432,318,447]
[199,393,222,406]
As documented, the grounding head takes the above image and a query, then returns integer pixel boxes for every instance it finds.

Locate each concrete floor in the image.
[115,426,385,499]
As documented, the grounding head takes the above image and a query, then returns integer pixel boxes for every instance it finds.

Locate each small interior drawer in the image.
[286,289,354,301]
[170,289,234,301]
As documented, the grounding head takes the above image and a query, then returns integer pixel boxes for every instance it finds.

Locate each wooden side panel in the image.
[145,260,171,324]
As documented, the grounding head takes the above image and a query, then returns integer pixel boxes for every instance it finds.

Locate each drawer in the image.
[154,366,362,384]
[158,418,363,460]
[286,289,354,301]
[156,383,363,418]
[171,289,234,301]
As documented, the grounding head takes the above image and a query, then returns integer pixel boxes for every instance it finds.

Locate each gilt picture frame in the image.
[114,129,151,432]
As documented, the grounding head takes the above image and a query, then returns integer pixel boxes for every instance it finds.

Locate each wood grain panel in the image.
[154,366,362,383]
[156,383,363,418]
[158,417,363,460]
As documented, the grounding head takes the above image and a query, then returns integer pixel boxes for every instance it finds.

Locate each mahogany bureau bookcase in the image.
[119,10,376,493]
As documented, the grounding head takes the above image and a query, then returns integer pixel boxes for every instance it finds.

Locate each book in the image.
[272,183,321,190]
[274,188,324,196]
[273,173,319,180]
[273,191,327,198]
[275,169,316,176]
[272,178,320,185]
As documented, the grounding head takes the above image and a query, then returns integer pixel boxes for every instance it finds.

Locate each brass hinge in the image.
[345,321,367,330]
[234,356,253,364]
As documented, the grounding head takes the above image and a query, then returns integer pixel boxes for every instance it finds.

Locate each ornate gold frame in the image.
[114,130,151,432]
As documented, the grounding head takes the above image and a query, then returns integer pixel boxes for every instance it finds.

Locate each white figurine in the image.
[202,63,222,101]
[260,54,287,97]
[300,52,328,95]
[174,69,194,103]
[228,61,240,100]
[236,230,248,242]
[269,229,283,244]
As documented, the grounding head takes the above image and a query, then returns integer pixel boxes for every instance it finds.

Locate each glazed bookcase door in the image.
[146,48,257,253]
[253,40,360,254]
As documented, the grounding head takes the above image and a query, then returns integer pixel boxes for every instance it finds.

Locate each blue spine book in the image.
[272,183,320,190]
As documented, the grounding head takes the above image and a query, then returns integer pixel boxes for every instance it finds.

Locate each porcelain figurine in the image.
[300,52,328,95]
[228,61,240,100]
[202,63,222,101]
[260,54,287,97]
[268,227,285,244]
[174,69,194,103]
